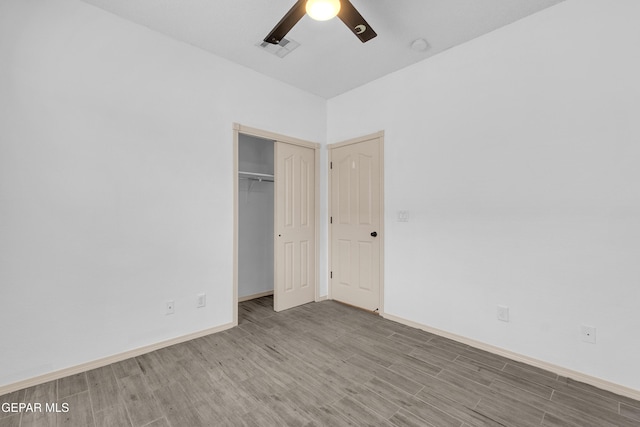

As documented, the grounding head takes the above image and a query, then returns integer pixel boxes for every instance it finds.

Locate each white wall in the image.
[238,135,274,298]
[0,0,325,387]
[328,0,640,391]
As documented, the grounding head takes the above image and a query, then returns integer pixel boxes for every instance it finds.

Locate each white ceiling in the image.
[81,0,565,99]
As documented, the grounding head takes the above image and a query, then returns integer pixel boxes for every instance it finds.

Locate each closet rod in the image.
[239,171,274,182]
[239,171,273,178]
[239,176,274,183]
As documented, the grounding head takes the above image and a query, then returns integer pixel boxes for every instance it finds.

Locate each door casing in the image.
[328,131,385,314]
[233,123,320,324]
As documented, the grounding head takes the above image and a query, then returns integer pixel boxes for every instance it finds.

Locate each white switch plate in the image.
[197,293,206,308]
[497,305,509,322]
[397,210,409,222]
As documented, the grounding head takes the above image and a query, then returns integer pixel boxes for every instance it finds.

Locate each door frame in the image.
[328,131,385,315]
[233,123,321,325]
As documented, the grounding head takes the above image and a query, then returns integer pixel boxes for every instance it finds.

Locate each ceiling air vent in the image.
[256,37,300,58]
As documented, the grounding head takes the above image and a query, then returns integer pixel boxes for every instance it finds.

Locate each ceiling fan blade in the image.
[264,0,307,45]
[337,0,377,43]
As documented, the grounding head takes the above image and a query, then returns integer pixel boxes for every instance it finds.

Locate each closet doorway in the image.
[233,124,320,324]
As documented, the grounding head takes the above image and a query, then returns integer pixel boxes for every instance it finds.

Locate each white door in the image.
[330,136,382,311]
[274,141,316,312]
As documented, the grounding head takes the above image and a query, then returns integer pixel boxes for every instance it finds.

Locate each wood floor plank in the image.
[261,394,314,426]
[558,376,640,408]
[342,384,400,419]
[459,348,509,371]
[141,418,170,427]
[437,362,495,388]
[490,379,618,427]
[503,361,558,385]
[87,365,122,413]
[552,379,620,413]
[0,414,20,427]
[474,393,545,427]
[365,377,462,427]
[305,405,359,426]
[117,374,164,427]
[415,391,504,427]
[57,372,88,399]
[237,374,288,403]
[428,336,470,354]
[389,408,437,427]
[551,390,640,427]
[489,368,555,400]
[326,358,375,385]
[94,404,132,427]
[454,354,505,373]
[387,361,442,391]
[18,381,57,427]
[541,412,585,427]
[193,400,237,427]
[410,343,460,364]
[153,380,202,419]
[386,326,436,344]
[57,390,95,427]
[238,405,288,427]
[0,390,25,407]
[414,374,481,409]
[134,352,175,392]
[111,358,142,379]
[336,335,402,368]
[271,385,329,415]
[331,395,394,426]
[163,407,208,427]
[20,411,56,427]
[22,380,57,402]
[347,355,423,395]
[620,401,640,423]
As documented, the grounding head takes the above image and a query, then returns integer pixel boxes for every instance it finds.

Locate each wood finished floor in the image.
[2,296,639,427]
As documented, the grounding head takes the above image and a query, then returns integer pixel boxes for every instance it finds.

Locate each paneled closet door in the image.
[274,141,316,312]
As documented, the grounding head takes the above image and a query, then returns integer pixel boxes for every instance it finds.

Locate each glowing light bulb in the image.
[306,0,341,21]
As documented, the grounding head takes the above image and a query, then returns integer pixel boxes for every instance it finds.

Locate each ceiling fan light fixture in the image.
[306,0,341,21]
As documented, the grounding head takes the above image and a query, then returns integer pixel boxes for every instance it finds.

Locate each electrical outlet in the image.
[580,325,596,344]
[397,210,410,222]
[166,300,175,315]
[197,293,206,308]
[497,305,509,322]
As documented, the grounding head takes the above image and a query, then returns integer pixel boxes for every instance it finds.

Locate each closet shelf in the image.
[239,171,274,182]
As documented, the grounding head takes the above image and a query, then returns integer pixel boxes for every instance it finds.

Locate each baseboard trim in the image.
[382,312,640,401]
[238,290,274,302]
[0,322,235,396]
[316,295,328,302]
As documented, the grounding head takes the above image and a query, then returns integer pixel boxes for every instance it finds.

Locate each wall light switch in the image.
[497,305,509,322]
[197,293,206,308]
[397,210,409,222]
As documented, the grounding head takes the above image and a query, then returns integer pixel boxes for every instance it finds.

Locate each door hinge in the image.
[330,161,333,169]
[330,216,332,224]
[330,271,333,279]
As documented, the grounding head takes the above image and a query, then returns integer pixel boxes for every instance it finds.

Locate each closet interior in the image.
[238,134,275,302]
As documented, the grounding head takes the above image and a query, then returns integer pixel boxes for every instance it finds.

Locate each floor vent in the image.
[256,38,300,58]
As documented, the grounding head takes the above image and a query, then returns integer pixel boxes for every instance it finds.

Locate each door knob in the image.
[371,231,377,237]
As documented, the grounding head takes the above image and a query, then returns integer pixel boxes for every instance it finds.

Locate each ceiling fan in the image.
[264,0,377,45]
